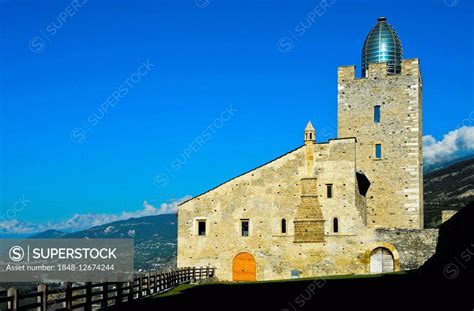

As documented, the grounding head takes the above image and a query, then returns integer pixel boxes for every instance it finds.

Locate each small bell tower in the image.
[304,121,316,145]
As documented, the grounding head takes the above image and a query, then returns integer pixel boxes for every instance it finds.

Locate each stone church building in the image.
[177,17,439,281]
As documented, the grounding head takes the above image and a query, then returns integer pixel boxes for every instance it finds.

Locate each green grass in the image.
[153,283,196,298]
[151,271,411,299]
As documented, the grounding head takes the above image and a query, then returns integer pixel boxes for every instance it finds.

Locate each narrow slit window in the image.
[374,105,381,123]
[281,219,287,234]
[333,218,339,233]
[375,144,382,159]
[198,220,206,236]
[326,184,333,198]
[241,220,249,237]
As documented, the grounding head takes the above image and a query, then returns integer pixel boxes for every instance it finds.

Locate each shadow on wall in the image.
[420,201,474,280]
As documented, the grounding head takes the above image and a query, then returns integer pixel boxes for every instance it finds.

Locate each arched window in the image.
[333,218,339,233]
[281,219,287,234]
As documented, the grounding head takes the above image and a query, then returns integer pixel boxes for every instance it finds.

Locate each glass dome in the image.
[361,17,403,77]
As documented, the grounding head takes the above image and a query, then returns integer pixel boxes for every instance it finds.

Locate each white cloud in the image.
[423,126,474,166]
[0,219,41,234]
[0,195,192,235]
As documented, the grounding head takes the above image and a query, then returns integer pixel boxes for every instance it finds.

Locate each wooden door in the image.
[370,247,394,274]
[233,252,256,281]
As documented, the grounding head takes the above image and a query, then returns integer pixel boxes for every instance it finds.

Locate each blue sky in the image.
[0,0,473,232]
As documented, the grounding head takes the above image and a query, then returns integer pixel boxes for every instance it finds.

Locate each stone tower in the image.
[337,18,423,229]
[304,121,316,145]
[294,121,325,243]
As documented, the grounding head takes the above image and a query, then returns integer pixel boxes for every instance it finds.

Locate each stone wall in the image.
[375,228,438,270]
[441,210,457,223]
[337,59,424,229]
[178,134,437,280]
[178,138,377,281]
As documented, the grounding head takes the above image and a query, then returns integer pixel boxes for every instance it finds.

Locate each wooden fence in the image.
[0,266,214,311]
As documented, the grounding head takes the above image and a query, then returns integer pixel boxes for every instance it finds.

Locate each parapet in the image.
[338,58,421,81]
[442,210,457,224]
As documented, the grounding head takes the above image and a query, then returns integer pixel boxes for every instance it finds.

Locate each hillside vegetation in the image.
[424,158,474,228]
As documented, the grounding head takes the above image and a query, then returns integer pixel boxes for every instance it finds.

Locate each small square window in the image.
[374,105,381,123]
[375,144,382,159]
[326,184,333,198]
[241,220,249,237]
[291,269,300,278]
[198,220,206,236]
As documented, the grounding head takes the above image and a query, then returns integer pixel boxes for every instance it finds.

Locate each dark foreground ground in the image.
[116,202,474,311]
[114,272,473,311]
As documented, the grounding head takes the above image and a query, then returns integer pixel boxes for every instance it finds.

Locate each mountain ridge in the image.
[31,214,178,271]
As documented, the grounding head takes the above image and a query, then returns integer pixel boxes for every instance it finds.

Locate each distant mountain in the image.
[424,157,474,228]
[31,229,66,239]
[0,233,33,239]
[424,154,474,173]
[31,214,177,271]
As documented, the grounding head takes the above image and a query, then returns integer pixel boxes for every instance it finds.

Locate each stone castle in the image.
[177,17,439,281]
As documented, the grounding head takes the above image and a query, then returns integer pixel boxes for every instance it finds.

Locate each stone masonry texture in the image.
[177,59,438,281]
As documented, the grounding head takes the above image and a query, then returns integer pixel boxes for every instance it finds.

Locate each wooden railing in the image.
[0,266,215,311]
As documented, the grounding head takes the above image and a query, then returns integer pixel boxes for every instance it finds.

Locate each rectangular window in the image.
[374,105,381,123]
[198,220,206,236]
[291,269,300,278]
[241,220,249,237]
[326,184,333,198]
[375,144,382,159]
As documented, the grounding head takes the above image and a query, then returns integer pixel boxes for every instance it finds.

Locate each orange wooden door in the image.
[233,252,256,281]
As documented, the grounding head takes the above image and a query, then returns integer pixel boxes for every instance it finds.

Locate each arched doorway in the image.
[233,252,256,281]
[370,247,394,273]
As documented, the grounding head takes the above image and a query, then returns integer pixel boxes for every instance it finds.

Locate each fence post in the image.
[156,273,161,293]
[65,282,72,311]
[83,282,91,311]
[192,267,196,282]
[101,283,108,309]
[37,284,47,311]
[7,288,18,311]
[36,284,48,311]
[153,272,158,293]
[116,282,123,306]
[138,274,143,298]
[128,280,133,302]
[145,273,151,297]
